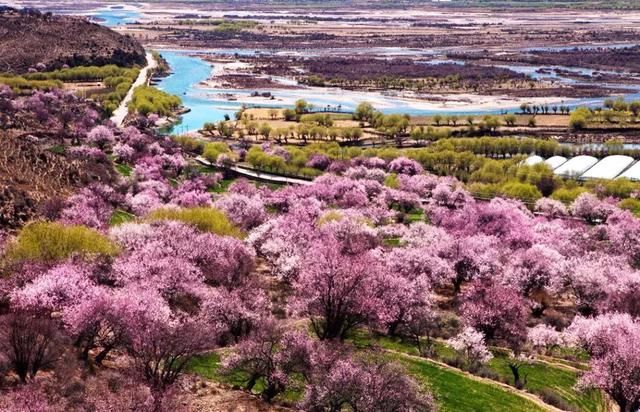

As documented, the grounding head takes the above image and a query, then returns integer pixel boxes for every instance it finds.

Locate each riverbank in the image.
[108,2,640,135]
[155,50,576,133]
[151,46,640,134]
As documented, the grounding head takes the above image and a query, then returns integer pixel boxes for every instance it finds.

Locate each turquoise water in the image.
[155,51,240,134]
[155,51,640,134]
[155,51,509,133]
[79,0,636,134]
[89,5,141,27]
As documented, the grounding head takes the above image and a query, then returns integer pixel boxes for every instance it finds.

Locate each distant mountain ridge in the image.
[0,7,146,73]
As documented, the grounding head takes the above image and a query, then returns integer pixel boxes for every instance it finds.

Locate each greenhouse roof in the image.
[544,156,568,170]
[581,155,635,180]
[553,155,598,177]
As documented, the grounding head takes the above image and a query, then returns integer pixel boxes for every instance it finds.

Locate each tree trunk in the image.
[81,338,94,362]
[387,318,402,337]
[246,375,258,392]
[508,364,524,389]
[151,387,166,412]
[453,275,464,294]
[414,335,423,356]
[94,344,114,365]
[16,365,28,384]
[262,382,281,403]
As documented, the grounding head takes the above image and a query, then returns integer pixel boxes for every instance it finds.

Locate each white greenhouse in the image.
[544,156,568,170]
[524,155,544,166]
[553,155,598,177]
[618,161,640,181]
[580,155,635,180]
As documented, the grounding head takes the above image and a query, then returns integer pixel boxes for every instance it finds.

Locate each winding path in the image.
[110,52,157,127]
[195,156,314,186]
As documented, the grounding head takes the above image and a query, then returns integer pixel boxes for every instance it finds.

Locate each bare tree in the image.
[0,313,64,383]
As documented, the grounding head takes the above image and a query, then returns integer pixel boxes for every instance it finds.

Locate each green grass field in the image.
[187,352,239,382]
[405,208,425,223]
[188,338,591,412]
[349,330,604,412]
[187,325,603,412]
[389,353,548,412]
[187,352,303,406]
[352,332,547,410]
[488,353,604,412]
[188,350,547,412]
[208,178,235,193]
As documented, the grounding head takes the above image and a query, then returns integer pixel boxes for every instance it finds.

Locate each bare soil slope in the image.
[0,7,145,73]
[0,133,117,230]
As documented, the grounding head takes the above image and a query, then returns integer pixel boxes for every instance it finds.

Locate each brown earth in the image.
[178,376,292,412]
[0,7,146,73]
[216,75,300,90]
[0,132,117,230]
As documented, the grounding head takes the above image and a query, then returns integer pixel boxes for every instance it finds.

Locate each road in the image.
[110,52,157,127]
[195,156,314,186]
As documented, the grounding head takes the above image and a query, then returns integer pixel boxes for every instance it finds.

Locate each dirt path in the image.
[179,378,292,412]
[110,51,157,127]
[532,355,585,373]
[195,156,314,186]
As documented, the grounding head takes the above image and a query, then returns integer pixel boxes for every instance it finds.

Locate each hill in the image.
[0,86,118,230]
[0,133,117,230]
[0,7,145,74]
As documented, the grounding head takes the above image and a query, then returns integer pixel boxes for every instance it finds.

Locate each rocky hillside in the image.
[0,86,118,230]
[0,7,146,74]
[0,134,116,230]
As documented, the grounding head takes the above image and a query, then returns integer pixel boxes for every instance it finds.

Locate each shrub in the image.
[596,178,639,199]
[619,198,640,216]
[551,187,588,204]
[500,181,542,203]
[503,114,517,126]
[476,367,501,381]
[203,142,231,163]
[3,222,119,265]
[569,107,592,130]
[443,355,466,370]
[538,388,580,412]
[283,108,297,121]
[0,75,63,92]
[468,182,501,199]
[300,113,334,127]
[146,207,243,238]
[384,173,400,189]
[24,64,137,82]
[129,85,181,116]
[173,135,205,154]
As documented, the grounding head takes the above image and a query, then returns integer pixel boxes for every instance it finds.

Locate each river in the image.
[155,50,640,133]
[86,5,142,27]
[84,7,640,134]
[156,49,508,133]
[154,51,240,134]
